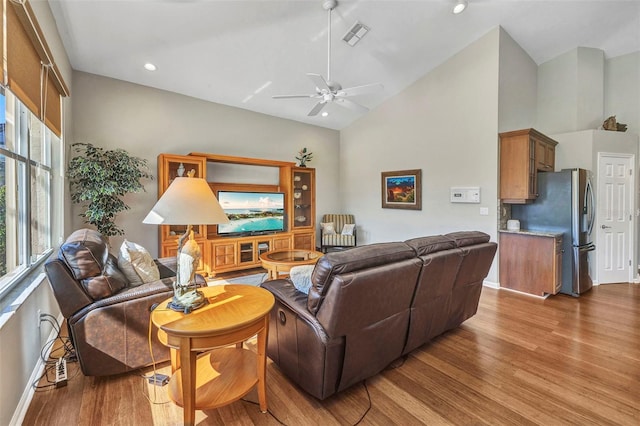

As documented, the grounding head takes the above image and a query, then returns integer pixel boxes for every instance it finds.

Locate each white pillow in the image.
[289,265,315,294]
[341,223,355,236]
[321,222,336,235]
[117,240,160,286]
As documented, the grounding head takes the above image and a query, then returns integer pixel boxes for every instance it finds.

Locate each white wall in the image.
[71,71,341,255]
[605,52,640,135]
[537,47,605,135]
[497,28,538,132]
[340,28,500,282]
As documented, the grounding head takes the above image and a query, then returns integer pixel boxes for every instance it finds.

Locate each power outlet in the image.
[37,309,42,329]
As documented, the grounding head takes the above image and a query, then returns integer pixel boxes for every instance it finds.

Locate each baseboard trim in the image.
[482,280,500,289]
[10,312,64,426]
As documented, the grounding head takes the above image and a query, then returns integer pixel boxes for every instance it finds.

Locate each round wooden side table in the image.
[151,285,275,426]
[259,248,324,280]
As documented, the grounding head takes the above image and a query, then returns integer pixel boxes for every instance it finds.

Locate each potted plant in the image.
[296,147,313,167]
[67,142,153,237]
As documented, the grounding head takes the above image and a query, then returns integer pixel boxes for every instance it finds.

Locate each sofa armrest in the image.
[155,256,177,279]
[261,279,327,340]
[261,278,345,399]
[69,277,174,324]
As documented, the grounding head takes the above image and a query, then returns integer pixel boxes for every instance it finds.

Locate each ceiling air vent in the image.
[342,21,369,46]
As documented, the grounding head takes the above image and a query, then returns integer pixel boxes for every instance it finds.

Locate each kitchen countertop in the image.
[499,229,564,238]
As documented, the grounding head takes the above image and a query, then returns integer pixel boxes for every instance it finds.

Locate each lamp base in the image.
[167,288,208,314]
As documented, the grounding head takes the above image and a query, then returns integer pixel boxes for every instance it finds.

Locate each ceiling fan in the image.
[272,0,383,117]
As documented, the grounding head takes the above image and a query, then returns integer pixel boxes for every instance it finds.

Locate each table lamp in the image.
[143,170,229,313]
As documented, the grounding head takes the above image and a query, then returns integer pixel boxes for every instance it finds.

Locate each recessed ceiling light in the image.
[453,0,468,14]
[144,63,157,71]
[321,111,329,117]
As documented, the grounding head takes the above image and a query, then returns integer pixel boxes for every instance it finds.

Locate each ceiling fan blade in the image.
[307,73,331,92]
[334,97,369,113]
[337,82,383,97]
[307,101,327,117]
[272,94,317,99]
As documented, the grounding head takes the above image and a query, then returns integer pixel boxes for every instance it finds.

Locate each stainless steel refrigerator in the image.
[511,168,595,296]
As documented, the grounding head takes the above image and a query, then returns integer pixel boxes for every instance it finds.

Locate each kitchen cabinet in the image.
[500,128,558,203]
[499,231,563,296]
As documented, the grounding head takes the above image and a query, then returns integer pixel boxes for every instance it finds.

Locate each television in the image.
[217,191,285,236]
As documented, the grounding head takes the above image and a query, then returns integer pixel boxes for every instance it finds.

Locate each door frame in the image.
[595,152,637,284]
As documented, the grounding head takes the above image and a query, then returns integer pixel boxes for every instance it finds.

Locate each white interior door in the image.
[597,153,634,284]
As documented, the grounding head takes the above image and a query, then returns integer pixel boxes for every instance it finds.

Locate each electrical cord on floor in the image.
[241,379,372,426]
[32,314,79,391]
[139,304,172,405]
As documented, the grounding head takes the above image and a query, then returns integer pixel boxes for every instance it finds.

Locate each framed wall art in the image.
[381,169,422,210]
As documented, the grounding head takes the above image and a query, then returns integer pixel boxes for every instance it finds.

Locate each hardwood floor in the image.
[24,284,640,425]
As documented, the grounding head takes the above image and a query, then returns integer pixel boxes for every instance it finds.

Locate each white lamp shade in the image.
[143,177,230,225]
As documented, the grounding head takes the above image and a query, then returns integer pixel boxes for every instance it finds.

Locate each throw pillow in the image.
[341,223,355,236]
[321,222,336,235]
[118,240,160,286]
[289,265,315,294]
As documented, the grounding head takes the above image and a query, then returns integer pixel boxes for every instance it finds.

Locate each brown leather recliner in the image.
[44,229,202,376]
[261,231,497,400]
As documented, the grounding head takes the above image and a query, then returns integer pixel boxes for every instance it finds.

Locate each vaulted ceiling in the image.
[46,0,640,130]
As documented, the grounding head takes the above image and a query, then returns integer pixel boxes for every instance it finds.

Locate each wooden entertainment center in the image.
[156,153,316,276]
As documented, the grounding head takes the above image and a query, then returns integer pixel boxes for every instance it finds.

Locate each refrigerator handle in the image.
[585,178,595,236]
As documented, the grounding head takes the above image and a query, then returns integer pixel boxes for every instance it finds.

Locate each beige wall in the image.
[71,71,341,255]
[605,52,640,135]
[341,28,501,282]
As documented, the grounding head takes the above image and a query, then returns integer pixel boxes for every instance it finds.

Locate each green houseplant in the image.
[68,143,153,237]
[295,147,313,167]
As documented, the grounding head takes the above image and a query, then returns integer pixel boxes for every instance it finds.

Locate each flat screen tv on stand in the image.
[217,191,285,236]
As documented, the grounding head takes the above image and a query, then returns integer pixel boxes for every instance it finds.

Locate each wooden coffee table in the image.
[259,248,324,280]
[151,285,275,426]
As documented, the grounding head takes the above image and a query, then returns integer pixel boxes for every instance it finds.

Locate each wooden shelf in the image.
[168,348,258,410]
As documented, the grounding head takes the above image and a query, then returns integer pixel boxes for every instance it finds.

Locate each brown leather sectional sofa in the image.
[261,231,497,400]
[44,229,198,376]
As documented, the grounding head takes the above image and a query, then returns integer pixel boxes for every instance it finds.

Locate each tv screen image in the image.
[217,191,285,235]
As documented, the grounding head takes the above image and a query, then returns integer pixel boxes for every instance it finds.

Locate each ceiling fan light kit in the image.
[272,0,383,117]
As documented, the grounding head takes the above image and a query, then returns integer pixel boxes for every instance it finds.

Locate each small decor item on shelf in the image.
[296,147,313,167]
[602,115,627,132]
[177,162,186,176]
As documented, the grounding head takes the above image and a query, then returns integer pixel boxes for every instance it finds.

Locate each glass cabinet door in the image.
[292,168,315,229]
[158,154,207,240]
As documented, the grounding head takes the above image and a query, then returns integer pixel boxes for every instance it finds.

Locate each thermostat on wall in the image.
[450,187,480,203]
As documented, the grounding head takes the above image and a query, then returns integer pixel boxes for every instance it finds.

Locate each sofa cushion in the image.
[405,235,456,256]
[341,224,355,236]
[59,229,127,300]
[445,231,490,247]
[308,242,415,314]
[118,240,160,286]
[289,265,315,294]
[321,222,336,235]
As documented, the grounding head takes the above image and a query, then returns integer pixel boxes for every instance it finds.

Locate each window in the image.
[0,89,62,296]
